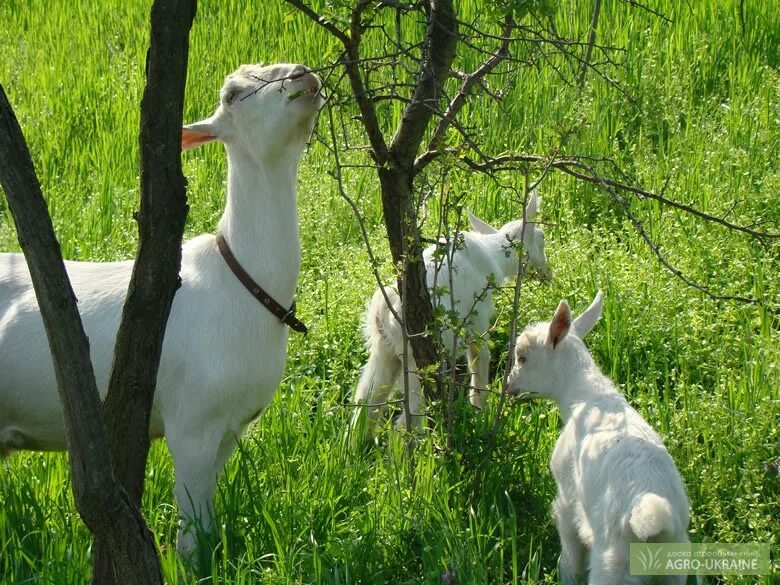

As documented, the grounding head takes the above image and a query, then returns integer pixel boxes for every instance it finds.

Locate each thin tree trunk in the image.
[378,166,440,398]
[92,0,196,582]
[0,87,163,585]
[382,0,459,402]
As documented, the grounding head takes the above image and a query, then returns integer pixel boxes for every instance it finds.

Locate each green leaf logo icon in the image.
[636,545,663,571]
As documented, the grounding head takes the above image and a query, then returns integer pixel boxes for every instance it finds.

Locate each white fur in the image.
[351,193,551,437]
[506,292,692,585]
[0,63,323,556]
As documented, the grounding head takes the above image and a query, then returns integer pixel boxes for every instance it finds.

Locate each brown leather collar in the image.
[216,233,307,334]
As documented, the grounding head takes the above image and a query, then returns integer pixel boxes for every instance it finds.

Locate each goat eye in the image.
[225,89,243,104]
[516,355,526,364]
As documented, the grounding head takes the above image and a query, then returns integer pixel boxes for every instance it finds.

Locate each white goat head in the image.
[182,63,323,159]
[506,291,604,402]
[467,189,551,281]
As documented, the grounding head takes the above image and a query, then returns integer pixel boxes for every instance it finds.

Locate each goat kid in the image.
[352,192,551,438]
[0,63,323,556]
[507,292,692,585]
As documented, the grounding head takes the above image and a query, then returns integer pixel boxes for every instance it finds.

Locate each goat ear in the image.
[468,210,498,234]
[182,117,219,151]
[547,300,571,348]
[524,189,540,219]
[571,290,604,339]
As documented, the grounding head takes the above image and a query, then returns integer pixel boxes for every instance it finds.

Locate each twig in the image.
[282,0,350,45]
[321,97,404,331]
[283,0,391,164]
[461,154,780,241]
[577,160,763,304]
[620,0,674,24]
[577,0,601,90]
[477,174,534,481]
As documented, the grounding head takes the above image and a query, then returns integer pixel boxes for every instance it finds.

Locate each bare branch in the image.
[476,176,534,484]
[561,161,780,241]
[415,14,514,173]
[321,100,404,330]
[612,185,759,304]
[389,0,459,164]
[457,18,625,55]
[282,0,351,45]
[577,160,763,304]
[577,0,601,89]
[283,0,391,163]
[514,16,638,106]
[620,0,674,24]
[462,154,780,241]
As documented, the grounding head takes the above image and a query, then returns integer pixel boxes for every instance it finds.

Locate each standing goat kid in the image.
[0,63,323,556]
[352,192,551,437]
[507,292,692,585]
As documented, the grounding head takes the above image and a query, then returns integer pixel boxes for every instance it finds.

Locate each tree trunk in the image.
[378,166,441,399]
[381,0,459,402]
[92,0,196,582]
[0,89,164,585]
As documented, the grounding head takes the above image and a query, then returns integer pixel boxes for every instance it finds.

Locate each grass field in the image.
[1,0,778,583]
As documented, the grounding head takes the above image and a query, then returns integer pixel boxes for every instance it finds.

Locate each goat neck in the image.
[554,354,621,422]
[217,144,302,307]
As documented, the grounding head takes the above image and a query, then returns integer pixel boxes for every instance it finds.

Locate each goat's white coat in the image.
[352,193,550,436]
[506,292,692,585]
[0,63,323,555]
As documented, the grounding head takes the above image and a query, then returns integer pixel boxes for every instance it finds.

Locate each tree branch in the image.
[596,168,761,304]
[389,0,459,165]
[282,0,350,45]
[321,95,404,329]
[415,14,514,174]
[577,0,601,89]
[462,154,780,241]
[620,0,673,24]
[283,0,391,164]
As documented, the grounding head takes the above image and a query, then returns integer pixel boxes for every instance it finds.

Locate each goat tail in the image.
[363,285,402,356]
[351,285,406,439]
[629,493,676,541]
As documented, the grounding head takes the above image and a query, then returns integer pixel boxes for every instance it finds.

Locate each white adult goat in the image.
[507,292,692,585]
[0,63,323,555]
[351,192,551,437]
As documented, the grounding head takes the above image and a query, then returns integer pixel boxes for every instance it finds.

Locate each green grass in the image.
[1,0,778,583]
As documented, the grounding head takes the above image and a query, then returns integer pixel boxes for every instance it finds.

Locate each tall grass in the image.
[1,0,778,583]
